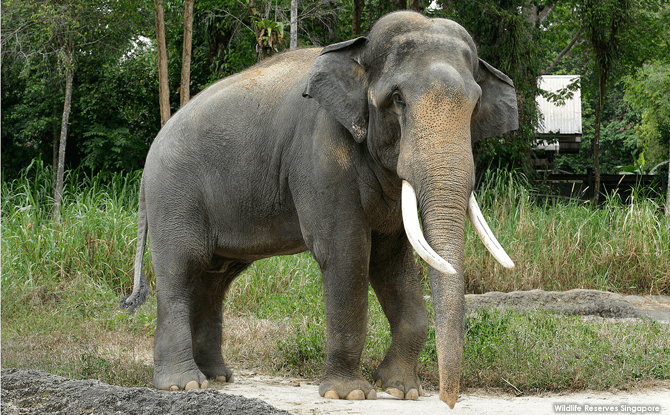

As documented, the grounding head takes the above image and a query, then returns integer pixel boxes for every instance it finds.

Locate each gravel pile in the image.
[1,368,290,415]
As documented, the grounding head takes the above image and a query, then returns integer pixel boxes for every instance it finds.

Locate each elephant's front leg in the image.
[369,230,428,400]
[313,226,377,401]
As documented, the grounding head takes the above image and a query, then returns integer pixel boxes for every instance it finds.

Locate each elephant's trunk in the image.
[396,76,513,408]
[419,160,471,409]
[398,135,473,406]
[401,165,515,407]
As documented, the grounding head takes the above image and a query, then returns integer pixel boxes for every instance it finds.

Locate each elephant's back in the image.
[199,47,321,100]
[150,47,322,154]
[184,47,322,124]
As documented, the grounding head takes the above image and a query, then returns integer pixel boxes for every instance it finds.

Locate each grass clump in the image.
[2,159,155,387]
[458,309,670,391]
[1,159,150,294]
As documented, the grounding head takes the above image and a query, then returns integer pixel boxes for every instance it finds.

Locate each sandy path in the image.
[218,373,670,415]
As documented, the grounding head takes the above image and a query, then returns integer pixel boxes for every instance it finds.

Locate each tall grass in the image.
[1,159,148,293]
[465,169,670,295]
[3,159,667,297]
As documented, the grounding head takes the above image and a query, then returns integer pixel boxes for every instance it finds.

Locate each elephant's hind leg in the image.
[191,259,250,383]
[151,246,210,391]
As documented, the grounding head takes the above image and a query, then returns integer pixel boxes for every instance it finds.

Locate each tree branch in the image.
[538,1,557,27]
[541,26,583,75]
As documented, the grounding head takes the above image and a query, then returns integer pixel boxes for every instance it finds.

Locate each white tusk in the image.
[401,180,457,276]
[467,192,515,269]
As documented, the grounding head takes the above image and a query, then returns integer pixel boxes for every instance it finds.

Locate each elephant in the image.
[120,11,517,408]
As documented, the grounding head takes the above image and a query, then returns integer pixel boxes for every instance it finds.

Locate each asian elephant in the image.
[120,11,517,408]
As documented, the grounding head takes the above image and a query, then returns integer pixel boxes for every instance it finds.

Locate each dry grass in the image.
[222,314,293,371]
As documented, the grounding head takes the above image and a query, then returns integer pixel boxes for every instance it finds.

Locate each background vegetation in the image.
[2,0,669,183]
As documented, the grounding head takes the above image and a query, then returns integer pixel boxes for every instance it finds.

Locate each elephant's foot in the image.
[195,360,235,383]
[373,364,423,400]
[319,376,377,400]
[153,363,209,391]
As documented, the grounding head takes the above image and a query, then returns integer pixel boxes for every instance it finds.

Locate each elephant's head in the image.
[303,11,517,408]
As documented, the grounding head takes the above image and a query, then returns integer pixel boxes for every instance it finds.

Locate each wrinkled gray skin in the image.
[120,11,517,408]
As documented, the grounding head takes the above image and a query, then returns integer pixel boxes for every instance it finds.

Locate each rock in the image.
[623,294,670,322]
[0,368,291,415]
[464,289,640,318]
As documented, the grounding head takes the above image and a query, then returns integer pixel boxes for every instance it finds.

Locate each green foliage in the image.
[3,1,670,194]
[1,0,152,179]
[582,0,633,78]
[275,319,326,376]
[624,62,670,171]
[555,87,643,174]
[74,42,159,176]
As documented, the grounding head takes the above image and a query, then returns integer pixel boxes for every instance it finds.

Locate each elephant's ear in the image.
[471,59,519,143]
[303,37,369,143]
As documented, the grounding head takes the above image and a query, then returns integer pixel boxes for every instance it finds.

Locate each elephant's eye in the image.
[392,91,405,106]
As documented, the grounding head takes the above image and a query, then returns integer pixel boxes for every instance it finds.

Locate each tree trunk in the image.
[592,67,604,206]
[155,0,170,126]
[54,46,74,224]
[180,0,194,107]
[352,0,363,36]
[290,0,298,49]
[409,0,420,12]
[52,105,59,197]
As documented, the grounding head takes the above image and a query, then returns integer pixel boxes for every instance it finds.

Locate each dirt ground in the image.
[2,368,669,415]
[214,370,670,415]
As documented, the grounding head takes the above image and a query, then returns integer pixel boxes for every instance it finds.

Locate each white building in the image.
[535,75,583,157]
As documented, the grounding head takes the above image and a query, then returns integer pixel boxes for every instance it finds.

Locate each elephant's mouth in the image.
[401,180,514,274]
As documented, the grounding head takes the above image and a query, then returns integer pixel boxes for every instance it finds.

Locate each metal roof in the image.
[536,75,582,135]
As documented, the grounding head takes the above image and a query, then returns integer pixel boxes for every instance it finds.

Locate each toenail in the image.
[405,388,419,400]
[386,387,404,399]
[346,390,365,400]
[324,390,339,399]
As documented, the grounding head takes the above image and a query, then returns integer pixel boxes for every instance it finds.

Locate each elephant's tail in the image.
[120,178,149,313]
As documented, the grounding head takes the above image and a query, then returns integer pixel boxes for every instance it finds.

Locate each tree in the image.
[625,62,670,213]
[155,0,171,125]
[352,0,364,35]
[582,0,633,204]
[181,0,195,107]
[1,0,137,221]
[54,31,74,222]
[291,0,298,49]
